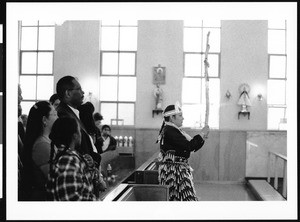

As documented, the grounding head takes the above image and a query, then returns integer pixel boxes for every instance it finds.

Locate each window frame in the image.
[99,21,137,126]
[182,21,221,129]
[267,20,287,130]
[19,21,55,115]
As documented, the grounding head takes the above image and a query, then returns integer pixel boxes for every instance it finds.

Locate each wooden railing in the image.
[267,151,287,198]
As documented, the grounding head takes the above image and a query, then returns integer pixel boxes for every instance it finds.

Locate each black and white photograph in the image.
[2,2,298,221]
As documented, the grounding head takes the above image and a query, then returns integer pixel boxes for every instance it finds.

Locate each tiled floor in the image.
[194,182,257,201]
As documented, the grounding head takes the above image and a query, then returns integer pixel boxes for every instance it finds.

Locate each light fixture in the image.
[257,93,263,101]
[225,90,231,99]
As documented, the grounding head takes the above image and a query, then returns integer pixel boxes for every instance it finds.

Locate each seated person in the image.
[96,125,117,154]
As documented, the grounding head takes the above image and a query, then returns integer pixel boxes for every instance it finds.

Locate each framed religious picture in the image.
[153,64,166,85]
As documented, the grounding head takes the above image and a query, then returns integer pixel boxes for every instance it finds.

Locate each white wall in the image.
[136,20,184,128]
[54,21,100,110]
[220,20,269,130]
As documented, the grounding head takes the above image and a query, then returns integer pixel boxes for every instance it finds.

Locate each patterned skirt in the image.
[157,151,198,201]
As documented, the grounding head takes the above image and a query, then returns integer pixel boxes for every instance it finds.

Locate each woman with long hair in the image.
[21,101,58,200]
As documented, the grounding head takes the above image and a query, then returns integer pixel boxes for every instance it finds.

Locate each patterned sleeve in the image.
[55,155,96,201]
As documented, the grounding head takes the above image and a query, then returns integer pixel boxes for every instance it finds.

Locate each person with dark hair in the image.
[46,117,100,201]
[78,102,97,137]
[78,102,103,155]
[18,84,25,200]
[18,84,25,146]
[20,114,28,131]
[55,75,101,168]
[93,112,103,132]
[20,101,58,200]
[156,102,210,201]
[49,93,60,110]
[98,125,117,154]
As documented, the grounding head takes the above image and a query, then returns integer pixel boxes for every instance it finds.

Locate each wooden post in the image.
[274,156,278,189]
[283,160,287,198]
[267,152,271,183]
[204,31,210,127]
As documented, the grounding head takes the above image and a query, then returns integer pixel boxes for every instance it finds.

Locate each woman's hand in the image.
[200,125,210,139]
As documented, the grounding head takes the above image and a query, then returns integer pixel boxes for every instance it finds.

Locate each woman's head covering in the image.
[163,101,182,117]
[157,101,182,144]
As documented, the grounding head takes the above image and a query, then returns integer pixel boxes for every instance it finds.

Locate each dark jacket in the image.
[95,132,117,154]
[56,102,101,166]
[160,125,205,159]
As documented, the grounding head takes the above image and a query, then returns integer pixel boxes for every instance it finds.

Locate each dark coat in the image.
[95,132,117,154]
[160,125,205,159]
[56,102,101,166]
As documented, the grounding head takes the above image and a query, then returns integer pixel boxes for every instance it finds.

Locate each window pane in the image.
[203,28,220,53]
[120,27,137,51]
[101,27,119,50]
[118,77,136,101]
[268,30,285,54]
[207,54,219,77]
[182,78,201,103]
[101,20,119,26]
[21,27,38,50]
[120,20,138,26]
[37,76,53,100]
[182,104,202,128]
[37,52,53,74]
[184,20,202,27]
[203,20,221,27]
[184,28,202,52]
[21,21,38,26]
[21,52,37,74]
[102,53,118,75]
[268,20,286,29]
[118,103,134,125]
[100,76,118,101]
[184,54,202,77]
[38,27,55,50]
[20,101,35,116]
[20,76,36,100]
[268,107,285,130]
[100,103,117,125]
[267,80,286,105]
[38,21,56,26]
[119,53,136,75]
[269,55,286,78]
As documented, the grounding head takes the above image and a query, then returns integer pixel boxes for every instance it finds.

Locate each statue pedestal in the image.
[238,111,250,120]
[152,109,163,117]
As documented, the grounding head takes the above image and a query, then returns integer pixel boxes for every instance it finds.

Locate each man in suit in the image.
[56,76,101,167]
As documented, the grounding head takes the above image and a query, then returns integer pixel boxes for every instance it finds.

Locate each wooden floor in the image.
[194,182,257,201]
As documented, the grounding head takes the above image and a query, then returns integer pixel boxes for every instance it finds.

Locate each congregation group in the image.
[18,75,117,201]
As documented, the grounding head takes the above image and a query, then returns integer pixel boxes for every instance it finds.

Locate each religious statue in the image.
[237,84,251,112]
[153,84,163,110]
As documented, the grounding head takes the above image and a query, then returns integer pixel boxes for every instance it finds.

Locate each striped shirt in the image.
[46,149,97,201]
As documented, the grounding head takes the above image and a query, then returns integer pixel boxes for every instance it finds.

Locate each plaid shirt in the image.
[46,149,98,201]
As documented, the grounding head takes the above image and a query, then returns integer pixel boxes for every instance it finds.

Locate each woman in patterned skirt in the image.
[156,102,210,201]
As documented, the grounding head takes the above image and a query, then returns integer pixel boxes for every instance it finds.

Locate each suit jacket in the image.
[56,102,101,166]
